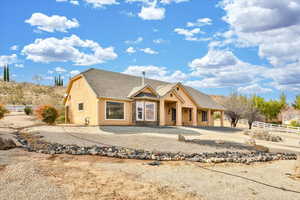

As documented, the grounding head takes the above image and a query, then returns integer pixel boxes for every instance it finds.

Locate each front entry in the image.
[171,108,176,122]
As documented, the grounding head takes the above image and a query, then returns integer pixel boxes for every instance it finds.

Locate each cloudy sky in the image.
[1,0,300,101]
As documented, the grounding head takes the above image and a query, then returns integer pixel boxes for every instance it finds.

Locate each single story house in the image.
[64,68,225,127]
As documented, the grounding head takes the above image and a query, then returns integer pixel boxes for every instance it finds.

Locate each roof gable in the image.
[80,68,224,110]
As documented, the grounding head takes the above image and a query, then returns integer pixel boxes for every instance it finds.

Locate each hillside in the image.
[0,81,65,106]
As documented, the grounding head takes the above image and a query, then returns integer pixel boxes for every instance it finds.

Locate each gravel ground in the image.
[0,150,67,200]
[1,149,299,200]
[27,126,255,153]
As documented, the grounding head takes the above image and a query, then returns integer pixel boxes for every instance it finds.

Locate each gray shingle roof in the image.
[81,68,224,110]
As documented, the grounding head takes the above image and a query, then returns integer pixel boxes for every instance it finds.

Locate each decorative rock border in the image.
[15,133,297,164]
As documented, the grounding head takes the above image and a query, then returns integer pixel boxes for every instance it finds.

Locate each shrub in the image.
[290,120,300,127]
[35,105,58,125]
[24,106,33,115]
[0,104,9,120]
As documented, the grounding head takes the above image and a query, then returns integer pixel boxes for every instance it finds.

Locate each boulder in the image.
[178,134,186,142]
[0,137,16,150]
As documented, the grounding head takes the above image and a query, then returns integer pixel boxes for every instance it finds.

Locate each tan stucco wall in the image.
[65,76,98,125]
[98,98,133,125]
[197,109,210,126]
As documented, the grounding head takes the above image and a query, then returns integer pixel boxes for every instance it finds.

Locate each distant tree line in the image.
[222,93,292,129]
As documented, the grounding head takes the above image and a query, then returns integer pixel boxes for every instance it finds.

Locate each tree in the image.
[292,95,300,110]
[3,64,10,82]
[54,75,64,86]
[244,98,264,129]
[222,93,247,127]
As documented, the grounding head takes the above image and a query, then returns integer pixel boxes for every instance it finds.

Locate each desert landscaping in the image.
[1,112,300,200]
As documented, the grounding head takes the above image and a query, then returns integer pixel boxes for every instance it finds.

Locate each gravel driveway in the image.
[26,126,255,154]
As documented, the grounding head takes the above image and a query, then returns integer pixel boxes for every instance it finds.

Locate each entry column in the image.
[192,107,197,126]
[159,100,165,126]
[176,102,182,126]
[220,111,224,127]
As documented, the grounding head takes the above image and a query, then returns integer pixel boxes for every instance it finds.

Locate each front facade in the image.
[64,68,225,127]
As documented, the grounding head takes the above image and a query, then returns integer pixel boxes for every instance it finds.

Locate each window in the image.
[189,109,192,121]
[136,101,144,121]
[171,108,176,121]
[202,111,208,122]
[145,102,156,121]
[78,103,84,111]
[106,101,124,120]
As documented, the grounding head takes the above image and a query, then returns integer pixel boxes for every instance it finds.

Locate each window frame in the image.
[202,111,208,122]
[78,102,84,111]
[105,101,125,120]
[136,101,144,121]
[145,102,156,121]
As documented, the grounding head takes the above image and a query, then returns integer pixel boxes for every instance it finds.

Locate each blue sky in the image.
[1,0,300,102]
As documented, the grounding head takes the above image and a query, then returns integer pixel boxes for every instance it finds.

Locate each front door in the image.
[171,108,176,122]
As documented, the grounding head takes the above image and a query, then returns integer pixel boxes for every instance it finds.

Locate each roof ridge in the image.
[83,67,170,85]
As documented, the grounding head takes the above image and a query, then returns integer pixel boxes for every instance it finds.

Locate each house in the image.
[281,107,300,125]
[64,68,225,127]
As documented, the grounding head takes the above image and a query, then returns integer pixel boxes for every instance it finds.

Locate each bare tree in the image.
[222,94,247,127]
[244,99,264,129]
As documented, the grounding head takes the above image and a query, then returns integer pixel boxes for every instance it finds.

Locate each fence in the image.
[5,105,35,112]
[240,119,300,134]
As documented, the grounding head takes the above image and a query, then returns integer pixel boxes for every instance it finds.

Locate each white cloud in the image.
[140,48,158,54]
[174,28,208,41]
[22,34,117,66]
[25,12,79,33]
[126,46,136,54]
[123,65,188,82]
[10,45,19,51]
[56,0,79,5]
[70,70,80,76]
[70,0,79,5]
[160,0,190,4]
[48,70,54,74]
[187,49,268,88]
[218,0,300,91]
[138,5,165,20]
[55,67,67,73]
[84,0,119,8]
[125,37,143,44]
[187,18,212,27]
[0,54,18,66]
[14,64,24,68]
[153,38,167,44]
[238,84,272,94]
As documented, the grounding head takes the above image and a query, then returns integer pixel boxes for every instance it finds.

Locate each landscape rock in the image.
[15,133,297,164]
[0,137,16,150]
[178,134,186,142]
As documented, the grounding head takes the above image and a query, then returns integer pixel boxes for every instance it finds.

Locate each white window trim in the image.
[136,101,144,121]
[145,102,156,121]
[104,100,126,120]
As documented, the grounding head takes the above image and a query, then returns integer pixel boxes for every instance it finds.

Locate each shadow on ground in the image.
[186,139,255,151]
[193,126,243,133]
[99,126,200,135]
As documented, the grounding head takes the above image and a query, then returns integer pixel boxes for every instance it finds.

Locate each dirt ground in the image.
[1,113,300,200]
[1,149,300,200]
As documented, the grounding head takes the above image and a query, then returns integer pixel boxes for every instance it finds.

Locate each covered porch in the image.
[159,100,224,127]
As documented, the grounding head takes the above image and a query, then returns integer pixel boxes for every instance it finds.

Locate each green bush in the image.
[35,105,58,125]
[24,106,33,115]
[0,104,9,120]
[290,120,300,127]
[56,114,65,124]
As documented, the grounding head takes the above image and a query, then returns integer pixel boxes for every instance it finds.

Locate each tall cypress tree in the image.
[3,65,6,81]
[6,64,9,82]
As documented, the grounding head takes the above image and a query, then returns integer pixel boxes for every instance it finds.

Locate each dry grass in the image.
[0,80,65,106]
[38,154,202,200]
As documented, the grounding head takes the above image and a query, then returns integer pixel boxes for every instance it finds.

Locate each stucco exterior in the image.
[64,70,224,127]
